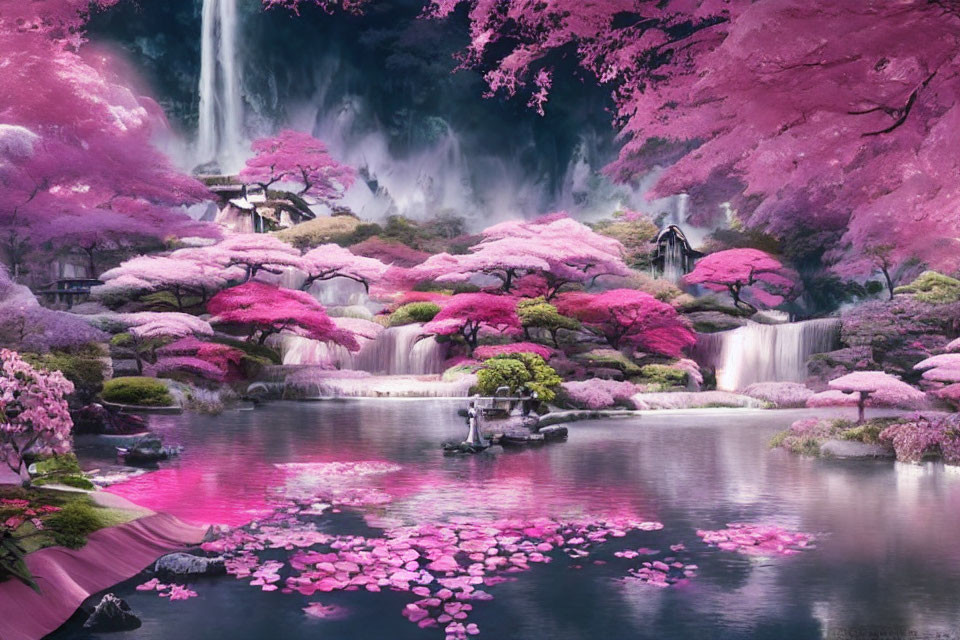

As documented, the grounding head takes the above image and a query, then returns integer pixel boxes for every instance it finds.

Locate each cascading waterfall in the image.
[692,318,841,391]
[661,236,685,283]
[198,0,244,169]
[281,323,447,375]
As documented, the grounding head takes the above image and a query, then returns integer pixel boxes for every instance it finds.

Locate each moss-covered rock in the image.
[573,349,642,376]
[101,377,174,407]
[388,302,441,327]
[894,271,960,304]
[637,364,688,391]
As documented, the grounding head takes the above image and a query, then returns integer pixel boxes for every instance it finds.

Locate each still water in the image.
[54,401,960,639]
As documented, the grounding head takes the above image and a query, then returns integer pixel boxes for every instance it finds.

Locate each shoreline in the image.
[0,493,206,640]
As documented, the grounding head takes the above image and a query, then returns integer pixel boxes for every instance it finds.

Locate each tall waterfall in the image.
[198,0,244,169]
[692,318,840,391]
[281,324,448,375]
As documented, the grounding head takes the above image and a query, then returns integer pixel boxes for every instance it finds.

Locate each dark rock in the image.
[119,435,182,465]
[442,440,491,455]
[154,552,226,578]
[538,425,569,442]
[83,594,141,632]
[74,403,147,435]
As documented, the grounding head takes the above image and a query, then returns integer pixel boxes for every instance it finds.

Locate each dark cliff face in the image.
[85,1,653,223]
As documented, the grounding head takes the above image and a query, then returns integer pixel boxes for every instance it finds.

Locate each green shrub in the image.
[32,475,94,490]
[476,353,561,403]
[639,364,688,389]
[101,377,173,407]
[574,349,641,376]
[273,215,362,249]
[47,501,105,549]
[894,271,960,303]
[389,302,441,327]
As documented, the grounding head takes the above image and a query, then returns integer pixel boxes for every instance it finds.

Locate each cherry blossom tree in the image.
[411,215,629,298]
[421,293,521,354]
[239,130,356,205]
[96,311,214,375]
[152,337,247,383]
[1,348,74,484]
[684,249,794,311]
[557,289,695,357]
[826,371,925,423]
[208,282,360,349]
[299,244,388,292]
[181,234,303,282]
[0,16,214,279]
[95,252,238,309]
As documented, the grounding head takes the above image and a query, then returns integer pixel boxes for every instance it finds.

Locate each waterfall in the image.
[281,324,447,375]
[692,318,840,391]
[198,0,244,169]
[661,235,685,283]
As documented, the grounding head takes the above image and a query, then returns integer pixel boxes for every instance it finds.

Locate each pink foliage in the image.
[156,337,247,382]
[239,130,355,204]
[561,379,639,410]
[0,349,74,479]
[349,237,430,267]
[96,252,236,308]
[422,293,520,352]
[683,249,793,310]
[879,418,950,464]
[208,282,359,350]
[122,312,214,341]
[473,343,554,361]
[914,354,960,383]
[819,371,926,421]
[557,289,695,356]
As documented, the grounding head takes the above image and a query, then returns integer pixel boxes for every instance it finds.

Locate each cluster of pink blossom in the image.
[154,337,247,383]
[696,524,815,556]
[422,293,520,354]
[914,354,960,384]
[1,349,75,480]
[806,371,926,422]
[135,578,199,601]
[561,379,640,410]
[684,249,794,310]
[472,343,554,361]
[879,416,960,464]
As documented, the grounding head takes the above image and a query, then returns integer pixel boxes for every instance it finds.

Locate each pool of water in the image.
[54,401,960,639]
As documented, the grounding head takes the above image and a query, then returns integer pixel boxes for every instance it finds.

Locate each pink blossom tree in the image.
[299,243,388,292]
[826,371,925,423]
[557,289,695,357]
[239,130,356,205]
[152,337,247,383]
[421,293,521,354]
[684,249,794,311]
[208,282,360,349]
[95,252,238,309]
[181,234,303,282]
[99,311,214,375]
[914,354,960,384]
[411,215,629,298]
[1,348,75,484]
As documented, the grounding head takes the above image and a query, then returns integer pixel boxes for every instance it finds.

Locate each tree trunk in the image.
[881,267,895,300]
[858,391,867,423]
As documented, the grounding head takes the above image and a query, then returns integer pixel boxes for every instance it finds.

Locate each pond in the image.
[54,402,960,639]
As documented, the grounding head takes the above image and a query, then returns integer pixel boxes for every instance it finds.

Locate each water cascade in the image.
[692,318,841,391]
[198,0,244,169]
[281,323,447,375]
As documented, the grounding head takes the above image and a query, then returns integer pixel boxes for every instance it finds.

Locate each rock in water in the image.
[83,594,141,632]
[154,552,226,577]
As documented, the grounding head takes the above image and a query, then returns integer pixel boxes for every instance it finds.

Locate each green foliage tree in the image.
[516,297,580,346]
[475,353,561,403]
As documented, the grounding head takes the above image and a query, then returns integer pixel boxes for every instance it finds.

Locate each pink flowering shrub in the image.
[473,343,554,361]
[561,379,640,410]
[1,349,74,482]
[743,382,813,408]
[879,415,960,464]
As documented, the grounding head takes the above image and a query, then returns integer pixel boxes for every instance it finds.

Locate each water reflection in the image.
[60,402,960,640]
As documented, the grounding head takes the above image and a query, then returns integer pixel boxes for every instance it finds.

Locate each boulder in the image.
[154,552,225,578]
[820,439,894,459]
[83,594,141,632]
[686,310,748,333]
[74,403,147,435]
[538,425,569,442]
